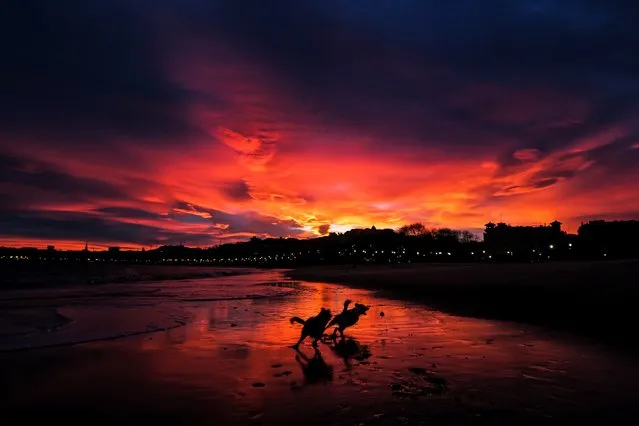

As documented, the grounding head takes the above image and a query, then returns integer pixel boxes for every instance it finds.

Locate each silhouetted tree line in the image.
[1,220,638,267]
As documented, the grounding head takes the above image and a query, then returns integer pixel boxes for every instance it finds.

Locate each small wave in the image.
[82,269,253,285]
[0,289,163,303]
[0,308,73,338]
[1,268,255,290]
[181,293,294,302]
[0,320,187,353]
[254,281,304,288]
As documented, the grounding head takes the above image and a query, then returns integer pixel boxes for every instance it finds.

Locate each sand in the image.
[287,260,639,352]
[0,263,253,289]
[2,268,639,425]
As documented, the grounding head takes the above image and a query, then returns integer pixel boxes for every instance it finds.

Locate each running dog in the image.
[289,307,333,348]
[326,299,370,339]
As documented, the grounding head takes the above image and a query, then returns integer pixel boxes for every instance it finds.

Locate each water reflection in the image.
[130,278,639,424]
[293,346,333,386]
[328,337,372,371]
[4,274,639,425]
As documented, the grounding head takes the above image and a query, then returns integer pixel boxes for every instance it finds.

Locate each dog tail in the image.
[290,316,306,325]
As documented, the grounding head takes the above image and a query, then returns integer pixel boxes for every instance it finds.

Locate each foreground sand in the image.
[288,260,639,352]
[3,273,639,425]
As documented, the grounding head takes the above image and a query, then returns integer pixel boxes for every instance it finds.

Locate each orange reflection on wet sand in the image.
[133,279,639,425]
[5,276,639,425]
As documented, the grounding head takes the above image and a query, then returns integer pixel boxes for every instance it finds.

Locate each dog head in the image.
[353,303,370,315]
[318,307,332,320]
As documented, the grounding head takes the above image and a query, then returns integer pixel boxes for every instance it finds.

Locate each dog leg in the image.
[291,333,307,349]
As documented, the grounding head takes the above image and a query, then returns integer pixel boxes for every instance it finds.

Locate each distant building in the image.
[108,246,121,253]
[578,220,639,257]
[47,245,55,252]
[484,221,567,255]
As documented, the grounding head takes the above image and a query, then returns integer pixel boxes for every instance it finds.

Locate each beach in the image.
[2,267,639,425]
[0,262,254,289]
[288,260,639,352]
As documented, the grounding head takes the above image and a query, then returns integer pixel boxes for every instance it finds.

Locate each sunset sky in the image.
[1,1,639,249]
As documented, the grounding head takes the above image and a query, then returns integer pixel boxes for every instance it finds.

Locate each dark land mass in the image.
[288,260,639,354]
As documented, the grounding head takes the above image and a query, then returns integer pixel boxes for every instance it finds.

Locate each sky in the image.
[1,0,639,249]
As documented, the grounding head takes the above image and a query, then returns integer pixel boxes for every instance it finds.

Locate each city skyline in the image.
[2,2,639,249]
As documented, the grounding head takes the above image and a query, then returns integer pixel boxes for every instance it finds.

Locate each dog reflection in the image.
[294,347,333,385]
[329,337,372,370]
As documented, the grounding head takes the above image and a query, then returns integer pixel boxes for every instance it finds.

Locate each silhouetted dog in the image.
[326,299,370,339]
[290,307,333,348]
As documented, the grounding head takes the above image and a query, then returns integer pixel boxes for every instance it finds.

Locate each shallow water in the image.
[0,270,292,348]
[1,269,638,425]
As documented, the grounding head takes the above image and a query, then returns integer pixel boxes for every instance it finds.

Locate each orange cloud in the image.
[2,4,639,249]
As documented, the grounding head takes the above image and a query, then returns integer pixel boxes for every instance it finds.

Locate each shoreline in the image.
[287,260,639,354]
[4,265,639,424]
[0,264,253,290]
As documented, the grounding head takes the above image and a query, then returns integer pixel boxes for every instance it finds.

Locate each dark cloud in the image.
[172,0,639,155]
[171,201,305,239]
[0,154,126,209]
[1,1,639,243]
[581,135,639,171]
[0,198,304,246]
[0,210,212,246]
[3,1,638,150]
[95,207,165,220]
[570,210,639,224]
[4,1,639,156]
[222,180,252,201]
[317,224,331,235]
[0,0,212,150]
[532,178,559,189]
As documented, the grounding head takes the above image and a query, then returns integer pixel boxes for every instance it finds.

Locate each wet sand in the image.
[288,260,639,352]
[0,263,253,289]
[2,270,639,425]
